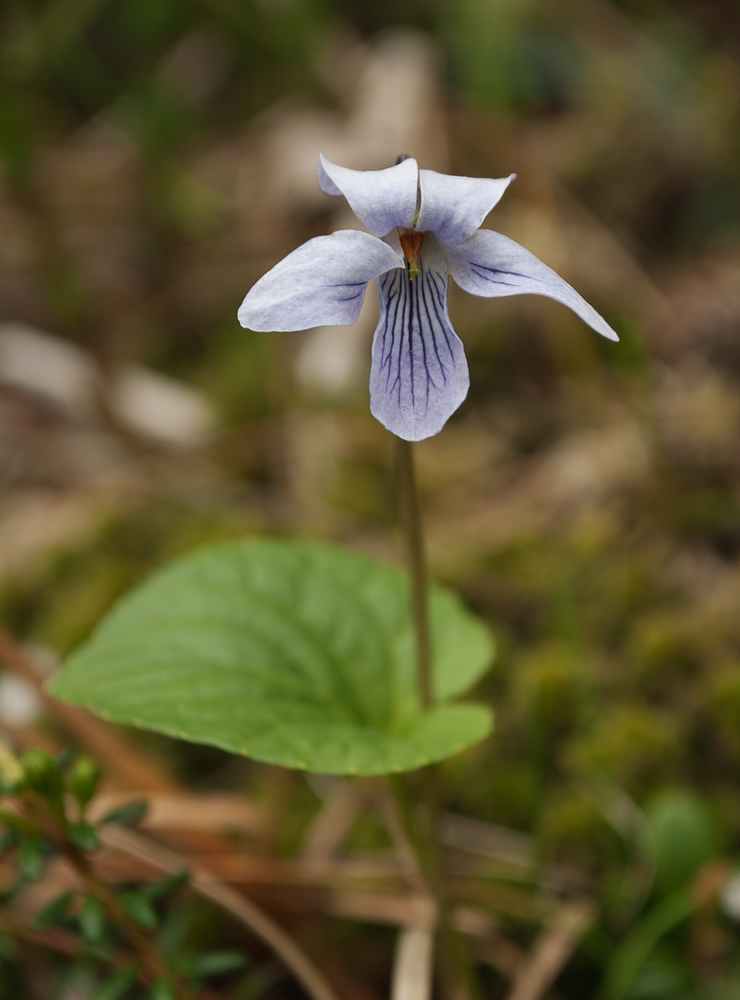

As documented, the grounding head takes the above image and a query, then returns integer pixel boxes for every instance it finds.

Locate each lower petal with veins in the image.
[369,238,470,442]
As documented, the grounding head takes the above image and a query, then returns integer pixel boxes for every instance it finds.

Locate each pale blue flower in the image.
[238,155,618,441]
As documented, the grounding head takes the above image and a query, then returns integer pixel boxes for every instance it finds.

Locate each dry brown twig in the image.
[300,779,364,862]
[504,900,596,1000]
[100,823,342,1000]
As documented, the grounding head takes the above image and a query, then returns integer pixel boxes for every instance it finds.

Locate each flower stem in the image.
[395,438,432,711]
[393,437,479,1000]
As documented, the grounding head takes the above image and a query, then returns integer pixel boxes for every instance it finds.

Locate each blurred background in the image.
[3,0,740,997]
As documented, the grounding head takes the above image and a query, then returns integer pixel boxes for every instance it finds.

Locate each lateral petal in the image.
[318,155,419,237]
[417,170,515,246]
[238,231,403,332]
[445,230,619,342]
[370,238,469,441]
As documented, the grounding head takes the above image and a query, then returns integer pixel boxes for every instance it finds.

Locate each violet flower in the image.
[238,155,618,441]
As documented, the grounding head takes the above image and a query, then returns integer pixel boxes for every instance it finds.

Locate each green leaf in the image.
[0,744,23,794]
[0,809,36,836]
[49,539,495,775]
[18,836,44,881]
[80,894,106,943]
[91,966,139,1000]
[98,801,148,828]
[68,757,102,812]
[120,891,158,929]
[32,890,74,931]
[85,941,117,964]
[645,791,720,897]
[187,950,248,978]
[54,747,78,773]
[597,887,696,1000]
[0,775,18,796]
[0,831,18,858]
[68,821,100,853]
[235,968,277,1000]
[148,978,175,1000]
[21,749,63,795]
[141,871,188,902]
[21,749,65,819]
[0,930,14,962]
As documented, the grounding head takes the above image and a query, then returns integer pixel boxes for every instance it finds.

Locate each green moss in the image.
[705,668,740,764]
[539,794,612,859]
[569,706,684,791]
[513,640,586,738]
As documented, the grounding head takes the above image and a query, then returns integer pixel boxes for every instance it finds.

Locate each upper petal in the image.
[445,230,619,342]
[370,237,469,441]
[318,155,419,237]
[238,230,403,332]
[417,169,515,245]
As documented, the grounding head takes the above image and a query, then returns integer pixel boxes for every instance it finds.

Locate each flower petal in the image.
[417,170,515,245]
[370,238,469,441]
[445,230,619,342]
[238,231,403,332]
[318,154,419,237]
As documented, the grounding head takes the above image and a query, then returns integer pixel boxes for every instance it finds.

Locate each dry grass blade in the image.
[442,813,590,893]
[324,888,500,942]
[99,824,341,1000]
[89,792,268,836]
[91,850,403,888]
[391,926,434,1000]
[504,901,596,1000]
[326,890,436,930]
[300,780,363,861]
[378,788,424,887]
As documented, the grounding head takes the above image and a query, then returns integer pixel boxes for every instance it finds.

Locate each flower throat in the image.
[400,229,425,280]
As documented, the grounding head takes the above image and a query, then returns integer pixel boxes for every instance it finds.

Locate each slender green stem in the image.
[393,436,479,1000]
[395,438,433,711]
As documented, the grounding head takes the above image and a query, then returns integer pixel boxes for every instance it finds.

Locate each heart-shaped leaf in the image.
[49,539,494,774]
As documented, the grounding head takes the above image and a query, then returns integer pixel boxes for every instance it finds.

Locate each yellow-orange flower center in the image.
[399,230,425,278]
